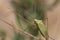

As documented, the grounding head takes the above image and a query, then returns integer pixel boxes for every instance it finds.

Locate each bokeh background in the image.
[0,0,60,40]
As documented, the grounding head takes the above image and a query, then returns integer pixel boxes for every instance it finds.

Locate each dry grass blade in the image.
[0,17,39,40]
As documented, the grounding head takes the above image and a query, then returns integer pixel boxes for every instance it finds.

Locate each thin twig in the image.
[0,12,55,40]
[17,13,55,40]
[45,13,55,40]
[0,17,39,40]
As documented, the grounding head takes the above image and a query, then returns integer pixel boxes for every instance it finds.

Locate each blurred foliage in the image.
[14,32,25,40]
[46,0,60,10]
[11,0,60,40]
[0,29,6,40]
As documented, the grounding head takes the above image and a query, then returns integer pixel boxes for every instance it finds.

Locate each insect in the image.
[34,19,47,37]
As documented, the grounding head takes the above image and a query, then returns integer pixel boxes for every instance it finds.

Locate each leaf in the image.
[34,19,47,37]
